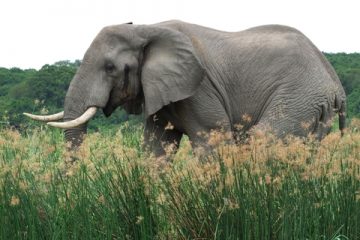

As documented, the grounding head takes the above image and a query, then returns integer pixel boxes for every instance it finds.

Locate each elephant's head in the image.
[24,23,205,149]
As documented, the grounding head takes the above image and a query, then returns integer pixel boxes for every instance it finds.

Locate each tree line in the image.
[0,54,359,130]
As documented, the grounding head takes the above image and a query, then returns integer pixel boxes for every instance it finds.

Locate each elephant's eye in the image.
[105,63,116,74]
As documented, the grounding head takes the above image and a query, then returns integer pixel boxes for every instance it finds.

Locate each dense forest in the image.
[0,53,359,130]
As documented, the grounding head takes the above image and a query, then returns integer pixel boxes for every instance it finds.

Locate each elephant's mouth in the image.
[103,102,115,117]
[103,88,117,117]
[103,87,138,117]
[103,98,145,117]
[103,92,130,117]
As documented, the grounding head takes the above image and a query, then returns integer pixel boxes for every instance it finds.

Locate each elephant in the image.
[24,20,346,157]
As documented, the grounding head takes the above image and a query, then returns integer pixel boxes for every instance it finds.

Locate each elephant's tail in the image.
[338,100,346,136]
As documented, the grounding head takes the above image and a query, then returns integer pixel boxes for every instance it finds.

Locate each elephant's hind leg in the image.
[256,102,334,140]
[312,103,334,140]
[254,104,316,139]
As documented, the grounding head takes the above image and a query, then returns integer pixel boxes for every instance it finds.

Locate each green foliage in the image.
[347,88,360,118]
[325,53,360,94]
[0,62,77,127]
[0,67,36,97]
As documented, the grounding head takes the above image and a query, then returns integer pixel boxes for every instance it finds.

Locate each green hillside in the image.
[0,53,360,129]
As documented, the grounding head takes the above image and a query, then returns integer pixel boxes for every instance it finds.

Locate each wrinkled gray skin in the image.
[64,20,346,156]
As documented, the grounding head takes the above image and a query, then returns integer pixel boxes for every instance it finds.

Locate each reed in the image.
[0,120,359,239]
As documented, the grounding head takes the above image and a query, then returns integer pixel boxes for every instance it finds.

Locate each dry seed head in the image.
[98,195,105,204]
[223,197,240,210]
[320,132,341,148]
[163,142,177,156]
[300,121,312,130]
[19,181,28,191]
[173,139,192,161]
[208,130,232,146]
[40,107,49,115]
[224,172,234,186]
[265,174,271,185]
[314,202,322,209]
[234,123,244,131]
[4,129,21,142]
[44,145,56,155]
[164,121,174,130]
[242,113,252,123]
[135,216,144,225]
[356,191,360,202]
[217,144,240,168]
[10,196,20,206]
[272,176,282,188]
[42,172,52,184]
[156,192,166,205]
[196,130,209,138]
[64,163,81,177]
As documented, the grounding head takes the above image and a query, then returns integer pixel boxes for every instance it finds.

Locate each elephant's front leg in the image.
[144,116,183,158]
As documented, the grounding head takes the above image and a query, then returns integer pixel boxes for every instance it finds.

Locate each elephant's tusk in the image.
[47,107,97,129]
[23,111,64,122]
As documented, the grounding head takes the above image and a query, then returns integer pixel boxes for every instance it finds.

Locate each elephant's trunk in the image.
[62,95,91,150]
[64,125,87,150]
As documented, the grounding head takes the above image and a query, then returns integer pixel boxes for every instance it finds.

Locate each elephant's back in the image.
[217,25,345,128]
[226,24,344,95]
[168,22,345,130]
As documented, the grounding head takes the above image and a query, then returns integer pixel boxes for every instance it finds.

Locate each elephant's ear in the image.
[137,25,205,117]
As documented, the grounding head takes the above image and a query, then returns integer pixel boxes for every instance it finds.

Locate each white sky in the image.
[1,0,359,69]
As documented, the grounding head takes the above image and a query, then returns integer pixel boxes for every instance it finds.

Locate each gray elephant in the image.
[25,20,346,157]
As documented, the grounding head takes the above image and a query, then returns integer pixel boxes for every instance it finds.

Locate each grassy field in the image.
[0,120,359,240]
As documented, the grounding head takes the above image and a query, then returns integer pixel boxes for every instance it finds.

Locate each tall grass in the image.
[0,120,359,239]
